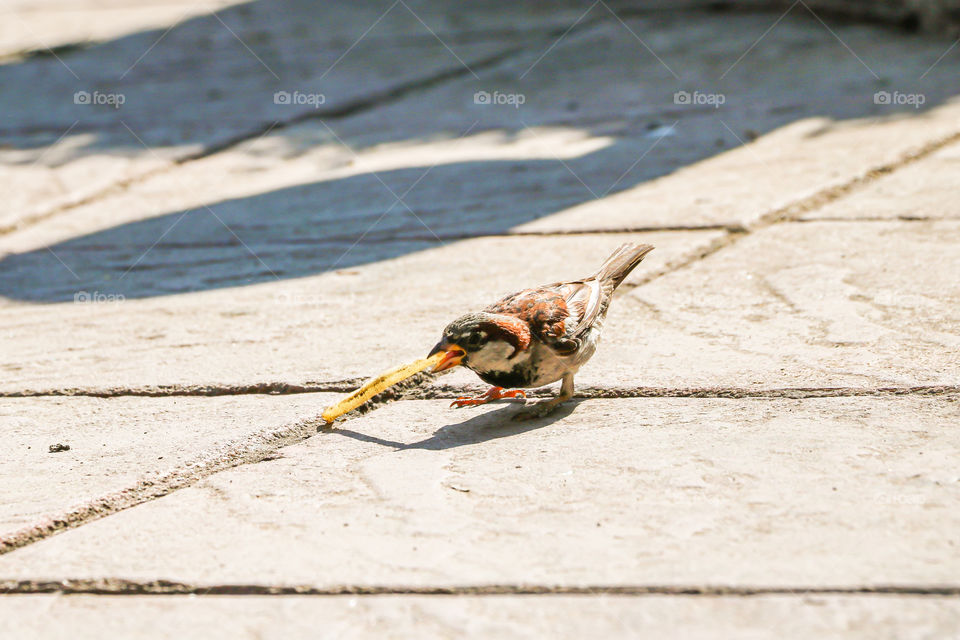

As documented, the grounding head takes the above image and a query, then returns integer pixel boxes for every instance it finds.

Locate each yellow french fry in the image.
[321,351,445,424]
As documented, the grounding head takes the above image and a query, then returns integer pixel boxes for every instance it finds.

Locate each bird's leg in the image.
[450,386,527,408]
[514,373,575,421]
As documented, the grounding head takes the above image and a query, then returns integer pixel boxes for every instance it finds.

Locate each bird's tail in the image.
[594,243,654,289]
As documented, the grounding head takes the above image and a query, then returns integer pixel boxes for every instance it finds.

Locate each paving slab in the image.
[513,109,960,233]
[618,220,960,389]
[0,0,578,230]
[1,594,960,640]
[2,396,957,586]
[0,394,332,540]
[799,139,960,221]
[0,231,723,394]
[0,0,245,57]
[3,7,958,293]
[325,11,960,231]
[5,6,960,233]
[0,126,619,262]
[2,219,957,393]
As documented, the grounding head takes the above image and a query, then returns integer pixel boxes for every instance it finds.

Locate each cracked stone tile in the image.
[323,12,960,231]
[5,5,960,233]
[512,109,960,232]
[1,396,957,587]
[0,231,722,393]
[799,139,960,221]
[619,220,960,388]
[1,0,578,230]
[0,394,333,540]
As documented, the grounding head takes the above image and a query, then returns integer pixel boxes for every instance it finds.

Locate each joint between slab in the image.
[2,580,960,597]
[793,215,960,224]
[0,413,326,557]
[4,383,958,400]
[621,127,960,284]
[0,36,545,238]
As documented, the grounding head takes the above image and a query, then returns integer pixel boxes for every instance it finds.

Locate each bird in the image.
[428,243,654,420]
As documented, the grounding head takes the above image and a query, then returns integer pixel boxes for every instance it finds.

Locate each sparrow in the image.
[428,243,654,420]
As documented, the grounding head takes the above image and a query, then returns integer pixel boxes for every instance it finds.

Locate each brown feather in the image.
[485,288,571,352]
[478,317,531,358]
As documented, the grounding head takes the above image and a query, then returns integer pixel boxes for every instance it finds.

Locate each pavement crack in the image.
[756,131,960,227]
[0,413,326,556]
[0,382,360,398]
[796,215,960,223]
[2,580,959,597]
[5,383,958,400]
[620,229,748,291]
[0,33,550,238]
[423,384,960,400]
[386,225,741,243]
[2,380,955,555]
[621,128,960,289]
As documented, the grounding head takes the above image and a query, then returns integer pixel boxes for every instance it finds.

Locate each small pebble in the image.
[48,443,70,453]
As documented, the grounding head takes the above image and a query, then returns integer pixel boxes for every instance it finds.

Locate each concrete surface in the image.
[0,231,723,393]
[801,139,960,221]
[514,109,960,232]
[0,0,582,231]
[2,0,960,636]
[3,397,958,586]
[0,1,246,56]
[2,594,960,640]
[5,3,960,232]
[722,0,960,35]
[0,395,332,541]
[619,219,960,388]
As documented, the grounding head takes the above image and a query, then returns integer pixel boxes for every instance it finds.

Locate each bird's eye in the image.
[463,331,483,348]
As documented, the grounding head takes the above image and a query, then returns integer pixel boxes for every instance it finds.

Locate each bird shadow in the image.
[325,399,580,451]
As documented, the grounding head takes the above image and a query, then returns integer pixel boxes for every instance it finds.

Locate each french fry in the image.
[321,351,445,424]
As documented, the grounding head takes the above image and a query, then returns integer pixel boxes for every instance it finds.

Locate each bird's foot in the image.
[513,398,564,421]
[450,386,526,408]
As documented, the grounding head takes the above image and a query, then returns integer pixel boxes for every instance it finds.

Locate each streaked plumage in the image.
[429,243,654,419]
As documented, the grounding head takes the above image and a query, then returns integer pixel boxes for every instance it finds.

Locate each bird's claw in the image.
[450,387,526,408]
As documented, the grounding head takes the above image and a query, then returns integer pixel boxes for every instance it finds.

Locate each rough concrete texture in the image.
[715,0,960,34]
[3,0,960,634]
[0,0,246,56]
[800,139,960,221]
[3,150,960,394]
[4,4,960,232]
[514,108,960,232]
[0,231,724,394]
[621,220,960,388]
[0,0,584,230]
[3,397,958,587]
[2,594,960,639]
[0,394,333,545]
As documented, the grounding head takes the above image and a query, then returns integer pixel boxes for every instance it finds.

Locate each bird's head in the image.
[428,312,531,372]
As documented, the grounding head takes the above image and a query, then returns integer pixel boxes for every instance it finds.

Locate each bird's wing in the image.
[486,279,603,354]
[485,286,572,352]
[550,278,605,342]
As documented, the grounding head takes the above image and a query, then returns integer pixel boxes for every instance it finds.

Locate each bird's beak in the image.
[429,341,465,372]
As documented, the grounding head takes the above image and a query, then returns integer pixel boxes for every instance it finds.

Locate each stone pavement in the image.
[1,1,959,637]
